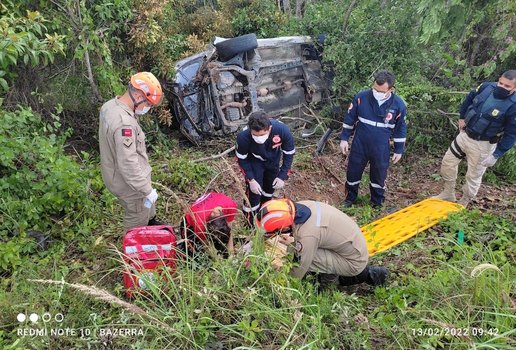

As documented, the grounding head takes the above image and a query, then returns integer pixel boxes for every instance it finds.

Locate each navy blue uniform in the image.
[340,89,407,206]
[460,82,516,158]
[236,120,295,213]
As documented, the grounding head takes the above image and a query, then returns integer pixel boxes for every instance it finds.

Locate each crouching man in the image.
[255,199,388,289]
[179,192,238,258]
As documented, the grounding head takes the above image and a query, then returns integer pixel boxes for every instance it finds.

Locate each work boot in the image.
[457,195,473,207]
[366,266,389,286]
[147,216,164,226]
[432,181,457,202]
[342,199,354,208]
[317,273,339,292]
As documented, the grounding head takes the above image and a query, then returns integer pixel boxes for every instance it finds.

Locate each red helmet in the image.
[255,199,295,235]
[130,72,163,105]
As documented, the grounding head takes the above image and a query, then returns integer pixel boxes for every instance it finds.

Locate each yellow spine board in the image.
[360,198,464,256]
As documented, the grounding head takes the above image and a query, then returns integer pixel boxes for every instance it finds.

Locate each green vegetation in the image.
[0,0,514,349]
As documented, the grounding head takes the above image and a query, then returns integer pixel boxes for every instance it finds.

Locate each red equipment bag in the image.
[122,225,177,298]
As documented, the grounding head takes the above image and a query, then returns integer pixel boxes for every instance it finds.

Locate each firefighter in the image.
[255,199,388,289]
[99,72,163,230]
[340,70,407,208]
[434,70,516,207]
[235,111,295,224]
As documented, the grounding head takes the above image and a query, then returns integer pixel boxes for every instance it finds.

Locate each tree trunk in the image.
[280,0,292,15]
[295,0,305,18]
[342,0,358,33]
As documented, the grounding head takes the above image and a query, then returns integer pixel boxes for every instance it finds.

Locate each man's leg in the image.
[369,146,390,207]
[434,133,467,201]
[261,168,277,204]
[121,197,154,230]
[459,137,496,206]
[345,149,368,205]
[242,163,265,227]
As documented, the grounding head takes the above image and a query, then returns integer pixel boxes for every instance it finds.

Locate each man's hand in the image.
[272,177,285,189]
[391,153,402,164]
[340,140,349,155]
[458,119,466,131]
[144,188,158,208]
[249,179,263,195]
[480,154,497,167]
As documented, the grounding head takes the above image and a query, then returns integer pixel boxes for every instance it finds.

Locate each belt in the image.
[465,129,491,141]
[358,116,395,129]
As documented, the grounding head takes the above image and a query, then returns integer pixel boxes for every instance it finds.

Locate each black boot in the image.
[339,265,389,287]
[148,216,164,226]
[317,273,339,292]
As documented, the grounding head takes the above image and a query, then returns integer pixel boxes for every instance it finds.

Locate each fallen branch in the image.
[192,146,235,163]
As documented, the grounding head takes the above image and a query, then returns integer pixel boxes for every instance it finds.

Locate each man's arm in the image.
[493,110,516,158]
[277,128,295,180]
[340,94,360,141]
[114,126,152,196]
[290,235,318,279]
[235,133,255,181]
[392,102,407,154]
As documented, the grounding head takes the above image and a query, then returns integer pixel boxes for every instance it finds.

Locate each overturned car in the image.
[165,34,329,144]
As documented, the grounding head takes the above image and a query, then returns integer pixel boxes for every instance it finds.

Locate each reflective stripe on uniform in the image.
[236,151,248,159]
[347,180,361,186]
[370,182,385,189]
[393,137,406,142]
[342,123,354,130]
[315,202,322,227]
[358,116,395,129]
[251,153,265,161]
[242,204,260,213]
[262,191,273,197]
[283,148,296,155]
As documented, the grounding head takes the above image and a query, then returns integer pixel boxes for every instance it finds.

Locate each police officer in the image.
[434,70,516,207]
[255,199,388,288]
[340,70,407,208]
[236,111,295,223]
[99,72,163,230]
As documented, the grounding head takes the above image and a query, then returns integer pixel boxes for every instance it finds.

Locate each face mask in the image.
[135,105,151,115]
[372,89,390,101]
[252,133,269,144]
[493,86,512,99]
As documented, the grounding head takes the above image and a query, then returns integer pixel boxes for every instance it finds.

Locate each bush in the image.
[0,107,103,271]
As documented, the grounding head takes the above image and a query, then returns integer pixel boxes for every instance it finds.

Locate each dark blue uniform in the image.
[340,89,407,206]
[460,82,516,158]
[236,120,295,213]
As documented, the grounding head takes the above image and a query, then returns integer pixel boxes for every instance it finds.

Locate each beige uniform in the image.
[440,131,496,199]
[291,201,369,279]
[99,98,155,229]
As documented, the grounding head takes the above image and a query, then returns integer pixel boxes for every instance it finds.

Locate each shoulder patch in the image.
[295,241,303,253]
[122,129,133,137]
[123,137,133,147]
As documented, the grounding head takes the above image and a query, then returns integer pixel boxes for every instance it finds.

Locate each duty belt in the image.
[465,129,500,143]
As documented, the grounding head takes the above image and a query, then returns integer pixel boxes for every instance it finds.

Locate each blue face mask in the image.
[493,86,512,99]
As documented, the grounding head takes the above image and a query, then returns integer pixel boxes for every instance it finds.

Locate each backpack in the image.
[122,225,177,298]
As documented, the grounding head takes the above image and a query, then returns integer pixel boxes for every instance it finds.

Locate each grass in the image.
[0,147,515,350]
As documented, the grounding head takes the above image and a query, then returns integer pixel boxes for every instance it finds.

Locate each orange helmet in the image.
[255,199,296,235]
[130,72,163,105]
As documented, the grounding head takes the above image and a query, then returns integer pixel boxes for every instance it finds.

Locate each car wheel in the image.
[215,33,258,62]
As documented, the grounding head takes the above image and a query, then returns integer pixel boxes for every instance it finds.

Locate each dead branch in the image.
[192,146,235,163]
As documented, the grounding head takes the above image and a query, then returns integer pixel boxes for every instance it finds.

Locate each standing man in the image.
[236,111,295,224]
[255,198,388,289]
[99,72,163,230]
[434,70,516,206]
[340,70,407,208]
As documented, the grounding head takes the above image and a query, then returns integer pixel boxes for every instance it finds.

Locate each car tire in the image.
[215,33,258,62]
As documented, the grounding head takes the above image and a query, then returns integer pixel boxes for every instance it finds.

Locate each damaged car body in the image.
[165,34,329,145]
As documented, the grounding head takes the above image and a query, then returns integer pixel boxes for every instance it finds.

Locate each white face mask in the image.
[372,89,390,102]
[135,105,151,115]
[252,133,270,144]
